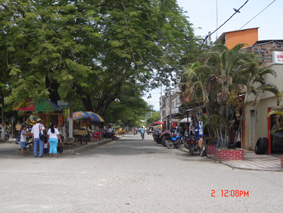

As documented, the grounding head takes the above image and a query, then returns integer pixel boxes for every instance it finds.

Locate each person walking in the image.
[31,118,45,157]
[140,126,145,140]
[47,123,62,157]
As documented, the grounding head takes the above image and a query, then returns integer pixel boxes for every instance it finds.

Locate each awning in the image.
[154,121,164,125]
[180,117,192,123]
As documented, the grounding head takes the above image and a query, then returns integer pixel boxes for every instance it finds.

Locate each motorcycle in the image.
[106,132,116,140]
[162,131,184,149]
[184,134,200,155]
[152,130,162,144]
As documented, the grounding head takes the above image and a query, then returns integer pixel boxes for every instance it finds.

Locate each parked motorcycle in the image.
[105,132,116,140]
[162,131,184,149]
[184,134,200,155]
[153,130,162,144]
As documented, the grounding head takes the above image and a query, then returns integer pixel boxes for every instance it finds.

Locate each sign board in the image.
[272,51,283,64]
[57,100,68,109]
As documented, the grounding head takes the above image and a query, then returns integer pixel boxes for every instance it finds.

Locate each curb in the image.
[206,155,283,172]
[62,135,124,155]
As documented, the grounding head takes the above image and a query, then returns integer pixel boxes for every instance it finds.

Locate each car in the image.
[118,128,126,134]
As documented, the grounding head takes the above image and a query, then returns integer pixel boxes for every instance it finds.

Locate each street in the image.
[0,134,282,213]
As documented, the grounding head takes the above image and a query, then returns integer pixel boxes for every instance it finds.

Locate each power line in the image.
[197,0,249,55]
[209,0,249,39]
[240,0,276,30]
[226,0,276,41]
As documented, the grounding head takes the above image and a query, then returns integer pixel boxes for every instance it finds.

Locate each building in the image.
[242,40,283,153]
[159,85,183,130]
[215,27,258,49]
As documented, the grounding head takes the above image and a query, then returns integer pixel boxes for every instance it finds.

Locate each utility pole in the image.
[160,85,162,121]
[169,87,172,130]
[67,87,74,142]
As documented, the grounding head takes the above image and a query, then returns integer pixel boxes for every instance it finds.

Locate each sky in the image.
[143,0,283,111]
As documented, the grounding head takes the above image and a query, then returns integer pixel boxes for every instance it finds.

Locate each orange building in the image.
[215,27,258,49]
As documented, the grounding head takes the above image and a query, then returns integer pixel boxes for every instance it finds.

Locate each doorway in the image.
[250,110,256,150]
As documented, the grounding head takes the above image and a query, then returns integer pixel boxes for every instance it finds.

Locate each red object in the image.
[154,122,164,125]
[15,99,60,111]
[93,132,101,141]
[172,122,177,128]
[206,145,216,155]
[215,149,244,161]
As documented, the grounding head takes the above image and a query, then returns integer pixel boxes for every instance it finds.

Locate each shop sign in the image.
[57,100,68,109]
[272,51,283,64]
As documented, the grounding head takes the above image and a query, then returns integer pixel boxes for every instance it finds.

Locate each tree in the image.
[182,44,278,148]
[146,112,161,126]
[4,0,198,119]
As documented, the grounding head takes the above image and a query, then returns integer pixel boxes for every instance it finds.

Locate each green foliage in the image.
[146,112,161,126]
[1,0,198,125]
[182,44,278,147]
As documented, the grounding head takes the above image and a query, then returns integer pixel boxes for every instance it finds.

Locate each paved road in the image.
[0,134,282,213]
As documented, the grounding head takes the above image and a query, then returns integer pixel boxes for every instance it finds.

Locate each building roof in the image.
[251,39,283,45]
[215,27,259,44]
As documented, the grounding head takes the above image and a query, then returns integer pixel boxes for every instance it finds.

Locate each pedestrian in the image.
[31,118,45,157]
[20,126,29,156]
[15,121,22,144]
[43,140,49,156]
[47,123,62,157]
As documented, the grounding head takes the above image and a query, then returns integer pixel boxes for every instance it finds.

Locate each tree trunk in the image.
[225,103,230,148]
[100,97,116,116]
[234,94,247,144]
[1,94,5,141]
[74,84,93,111]
[46,77,61,104]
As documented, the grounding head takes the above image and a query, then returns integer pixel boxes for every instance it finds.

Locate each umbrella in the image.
[71,111,93,120]
[153,125,162,131]
[14,99,61,111]
[69,111,104,122]
[84,111,104,122]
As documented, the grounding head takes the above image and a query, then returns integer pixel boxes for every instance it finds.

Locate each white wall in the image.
[244,64,283,150]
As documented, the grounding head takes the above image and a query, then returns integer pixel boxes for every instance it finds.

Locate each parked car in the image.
[118,128,126,134]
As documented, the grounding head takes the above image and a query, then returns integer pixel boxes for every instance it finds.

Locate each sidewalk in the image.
[0,135,123,157]
[208,150,283,172]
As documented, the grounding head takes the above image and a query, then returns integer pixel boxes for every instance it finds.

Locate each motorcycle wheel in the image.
[175,139,182,149]
[165,139,174,149]
[189,144,194,156]
[160,137,166,147]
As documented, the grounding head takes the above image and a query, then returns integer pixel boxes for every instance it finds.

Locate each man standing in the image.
[31,118,45,157]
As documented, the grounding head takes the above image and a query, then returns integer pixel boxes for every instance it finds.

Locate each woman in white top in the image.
[47,123,62,157]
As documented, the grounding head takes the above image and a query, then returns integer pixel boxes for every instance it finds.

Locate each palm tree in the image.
[182,44,278,148]
[233,58,278,143]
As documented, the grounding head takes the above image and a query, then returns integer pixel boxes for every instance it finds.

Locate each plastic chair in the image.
[93,132,101,141]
